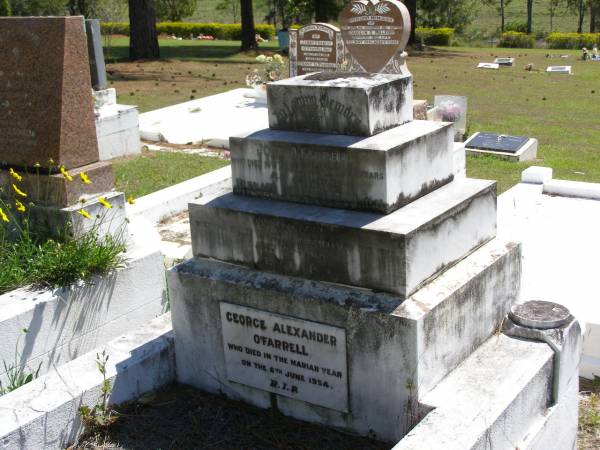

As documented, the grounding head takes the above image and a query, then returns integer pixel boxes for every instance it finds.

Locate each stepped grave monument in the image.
[169,9,581,448]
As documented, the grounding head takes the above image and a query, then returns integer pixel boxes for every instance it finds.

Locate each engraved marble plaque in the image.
[220,302,349,412]
[289,23,344,77]
[340,0,411,73]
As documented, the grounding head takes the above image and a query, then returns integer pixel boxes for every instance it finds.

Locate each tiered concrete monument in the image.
[169,11,580,448]
[0,16,126,237]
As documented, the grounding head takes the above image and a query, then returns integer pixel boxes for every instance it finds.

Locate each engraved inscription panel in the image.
[220,302,348,412]
[340,0,411,73]
[296,24,340,76]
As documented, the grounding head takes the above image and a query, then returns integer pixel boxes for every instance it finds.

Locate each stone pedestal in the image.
[231,121,455,213]
[268,72,413,136]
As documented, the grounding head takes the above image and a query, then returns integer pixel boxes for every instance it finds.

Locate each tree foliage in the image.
[0,0,11,16]
[9,0,67,15]
[417,0,479,32]
[155,0,197,22]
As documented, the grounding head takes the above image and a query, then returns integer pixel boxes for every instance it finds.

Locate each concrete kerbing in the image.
[0,246,166,385]
[543,178,600,201]
[0,314,175,450]
[522,166,553,184]
[126,165,232,224]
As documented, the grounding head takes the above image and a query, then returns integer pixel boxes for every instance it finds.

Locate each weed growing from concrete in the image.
[0,165,127,295]
[78,350,117,431]
[0,329,41,396]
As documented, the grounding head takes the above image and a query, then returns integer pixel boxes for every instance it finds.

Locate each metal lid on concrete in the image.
[509,301,572,330]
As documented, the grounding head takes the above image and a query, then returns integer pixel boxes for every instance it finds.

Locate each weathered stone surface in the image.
[169,238,520,442]
[189,179,497,298]
[0,16,99,170]
[289,23,344,77]
[268,72,413,136]
[85,19,108,91]
[231,120,454,213]
[0,161,114,207]
[340,0,411,74]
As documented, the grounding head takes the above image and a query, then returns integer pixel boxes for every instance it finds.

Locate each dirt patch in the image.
[71,384,389,450]
[579,377,600,449]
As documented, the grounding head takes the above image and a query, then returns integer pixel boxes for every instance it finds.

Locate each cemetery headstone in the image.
[494,57,515,66]
[546,66,572,74]
[0,16,99,170]
[0,16,123,238]
[466,133,528,154]
[289,24,344,77]
[86,19,109,91]
[477,63,500,70]
[465,131,538,162]
[339,0,411,73]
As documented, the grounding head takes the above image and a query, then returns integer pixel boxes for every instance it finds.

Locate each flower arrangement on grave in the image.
[437,99,463,123]
[246,54,286,89]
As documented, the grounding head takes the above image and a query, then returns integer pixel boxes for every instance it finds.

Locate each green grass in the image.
[0,223,127,296]
[410,46,600,192]
[113,151,230,199]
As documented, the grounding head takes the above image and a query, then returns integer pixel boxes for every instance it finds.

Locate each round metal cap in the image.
[509,301,572,330]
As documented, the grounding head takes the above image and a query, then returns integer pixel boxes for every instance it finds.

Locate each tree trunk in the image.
[501,0,505,32]
[128,0,160,61]
[405,0,417,45]
[577,0,585,34]
[240,0,257,51]
[527,0,533,34]
[314,0,327,22]
[592,4,599,33]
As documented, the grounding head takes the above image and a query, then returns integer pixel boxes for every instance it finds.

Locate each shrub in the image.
[100,22,276,41]
[546,32,600,49]
[415,27,455,46]
[0,0,11,16]
[505,21,528,33]
[499,31,535,48]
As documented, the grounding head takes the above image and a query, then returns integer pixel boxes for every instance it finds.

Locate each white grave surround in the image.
[477,62,500,69]
[94,88,141,160]
[464,132,538,162]
[546,66,572,74]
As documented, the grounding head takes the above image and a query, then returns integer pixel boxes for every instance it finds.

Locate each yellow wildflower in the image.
[78,209,92,220]
[80,172,91,185]
[60,166,73,182]
[99,197,112,209]
[34,163,41,168]
[15,200,26,213]
[0,207,8,222]
[9,168,23,182]
[127,196,136,205]
[12,184,27,197]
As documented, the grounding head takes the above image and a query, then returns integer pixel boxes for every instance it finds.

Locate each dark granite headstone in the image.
[86,19,108,91]
[289,23,343,77]
[466,133,529,154]
[0,16,99,171]
[339,0,410,73]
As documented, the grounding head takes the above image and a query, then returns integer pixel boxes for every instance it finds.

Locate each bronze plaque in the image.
[290,24,343,77]
[340,0,411,73]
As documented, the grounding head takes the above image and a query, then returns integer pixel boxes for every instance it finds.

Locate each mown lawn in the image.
[113,150,229,199]
[106,39,600,193]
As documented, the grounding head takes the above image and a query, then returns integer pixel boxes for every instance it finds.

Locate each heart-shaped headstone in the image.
[340,0,411,73]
